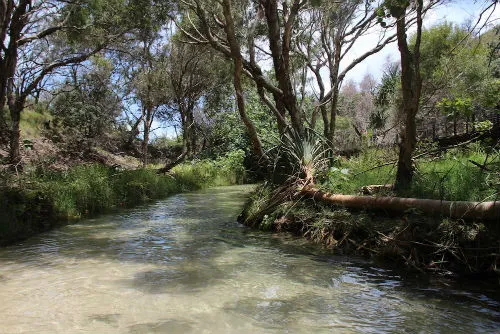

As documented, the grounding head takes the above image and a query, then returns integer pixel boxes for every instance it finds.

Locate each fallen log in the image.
[434,124,500,147]
[300,186,500,221]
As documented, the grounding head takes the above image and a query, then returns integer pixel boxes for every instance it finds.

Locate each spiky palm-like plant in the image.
[269,128,329,186]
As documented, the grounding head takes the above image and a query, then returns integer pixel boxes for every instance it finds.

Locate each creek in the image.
[0,185,498,333]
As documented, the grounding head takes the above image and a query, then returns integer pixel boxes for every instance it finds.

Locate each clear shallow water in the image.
[0,185,498,333]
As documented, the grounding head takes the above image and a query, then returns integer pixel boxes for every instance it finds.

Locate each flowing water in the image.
[0,185,499,333]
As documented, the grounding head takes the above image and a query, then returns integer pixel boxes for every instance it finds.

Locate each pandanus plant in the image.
[240,128,330,227]
[268,128,330,187]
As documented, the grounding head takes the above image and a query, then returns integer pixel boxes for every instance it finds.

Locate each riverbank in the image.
[239,184,500,278]
[0,154,245,246]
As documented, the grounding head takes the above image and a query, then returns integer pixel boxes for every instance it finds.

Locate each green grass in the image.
[320,145,499,202]
[320,147,398,195]
[0,151,246,244]
[19,108,52,139]
[408,149,498,201]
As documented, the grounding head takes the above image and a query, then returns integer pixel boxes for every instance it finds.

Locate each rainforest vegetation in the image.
[0,0,499,275]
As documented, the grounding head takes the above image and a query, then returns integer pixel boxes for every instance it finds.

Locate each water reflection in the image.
[0,185,498,333]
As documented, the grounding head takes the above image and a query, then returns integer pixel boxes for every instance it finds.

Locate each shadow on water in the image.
[128,319,194,334]
[0,185,499,333]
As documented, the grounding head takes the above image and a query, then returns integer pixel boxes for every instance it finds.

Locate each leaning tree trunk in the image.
[222,0,265,160]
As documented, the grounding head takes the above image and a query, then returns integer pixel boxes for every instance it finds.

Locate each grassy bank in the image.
[239,184,500,277]
[0,151,246,245]
[322,144,499,202]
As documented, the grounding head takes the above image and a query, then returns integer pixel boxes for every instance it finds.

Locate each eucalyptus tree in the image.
[157,41,230,171]
[174,0,318,161]
[295,0,397,144]
[0,0,128,167]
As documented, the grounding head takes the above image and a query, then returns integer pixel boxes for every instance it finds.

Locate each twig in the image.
[468,159,491,171]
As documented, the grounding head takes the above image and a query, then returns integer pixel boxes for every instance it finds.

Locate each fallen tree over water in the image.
[300,186,500,221]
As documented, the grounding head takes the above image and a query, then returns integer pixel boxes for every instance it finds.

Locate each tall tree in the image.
[221,0,265,159]
[174,0,278,159]
[122,0,171,166]
[157,41,229,171]
[380,0,425,189]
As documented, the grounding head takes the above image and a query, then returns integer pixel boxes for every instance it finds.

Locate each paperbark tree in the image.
[296,1,397,144]
[382,0,424,189]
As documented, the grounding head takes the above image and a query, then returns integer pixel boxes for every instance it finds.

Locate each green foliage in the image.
[415,22,496,118]
[480,78,500,109]
[0,154,246,244]
[19,106,52,139]
[408,149,498,201]
[371,62,400,130]
[50,58,120,148]
[321,148,398,194]
[268,128,329,183]
[112,168,179,206]
[173,150,246,188]
[474,120,493,132]
[437,97,473,118]
[377,0,410,26]
[202,85,281,172]
[64,0,129,44]
[335,116,351,130]
[416,22,468,79]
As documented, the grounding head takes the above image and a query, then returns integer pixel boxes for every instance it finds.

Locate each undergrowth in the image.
[0,151,246,245]
[320,145,499,202]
